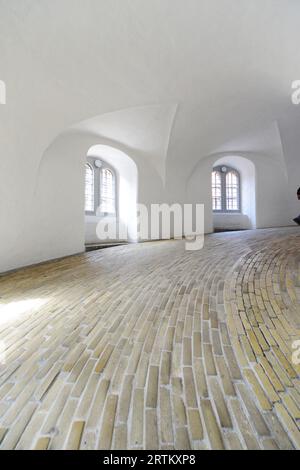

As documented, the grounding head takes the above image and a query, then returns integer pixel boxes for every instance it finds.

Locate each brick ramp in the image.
[0,227,299,449]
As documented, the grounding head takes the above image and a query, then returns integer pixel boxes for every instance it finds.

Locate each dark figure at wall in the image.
[293,187,300,225]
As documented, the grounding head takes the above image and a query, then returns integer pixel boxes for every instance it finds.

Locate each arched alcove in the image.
[85,145,138,244]
[33,132,139,265]
[212,155,256,231]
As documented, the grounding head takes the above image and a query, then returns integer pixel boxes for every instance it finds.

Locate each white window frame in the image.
[85,163,95,214]
[99,167,116,217]
[212,165,241,213]
[84,158,117,217]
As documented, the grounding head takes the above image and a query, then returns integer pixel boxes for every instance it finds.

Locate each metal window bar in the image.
[212,166,241,213]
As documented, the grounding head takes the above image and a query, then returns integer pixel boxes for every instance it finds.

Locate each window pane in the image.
[212,171,222,211]
[100,169,116,214]
[226,171,239,211]
[85,164,94,212]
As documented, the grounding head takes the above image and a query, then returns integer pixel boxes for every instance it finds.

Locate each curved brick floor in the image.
[0,227,299,450]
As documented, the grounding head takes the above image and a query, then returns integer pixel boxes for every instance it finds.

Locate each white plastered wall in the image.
[1,1,300,272]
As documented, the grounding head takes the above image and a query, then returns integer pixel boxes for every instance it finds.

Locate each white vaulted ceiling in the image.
[1,0,300,172]
[70,104,178,183]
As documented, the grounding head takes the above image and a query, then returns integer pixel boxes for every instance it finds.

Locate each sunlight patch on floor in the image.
[0,298,48,326]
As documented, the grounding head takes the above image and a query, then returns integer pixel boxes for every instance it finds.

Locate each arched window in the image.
[226,170,239,211]
[212,170,222,211]
[84,159,116,215]
[212,166,241,212]
[85,163,94,212]
[100,168,116,215]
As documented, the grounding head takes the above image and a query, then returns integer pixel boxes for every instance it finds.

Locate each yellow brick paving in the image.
[0,227,299,449]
